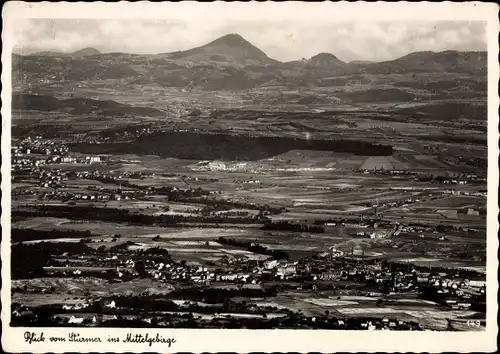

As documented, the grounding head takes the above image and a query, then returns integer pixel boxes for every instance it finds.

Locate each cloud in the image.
[13,19,486,62]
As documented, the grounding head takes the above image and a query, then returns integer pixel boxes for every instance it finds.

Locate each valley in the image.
[9,32,487,331]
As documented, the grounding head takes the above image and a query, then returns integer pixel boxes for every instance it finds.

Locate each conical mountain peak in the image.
[306,52,347,69]
[210,33,249,46]
[169,33,276,65]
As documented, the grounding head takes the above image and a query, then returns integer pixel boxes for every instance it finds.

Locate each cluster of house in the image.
[368,318,421,331]
[374,197,423,210]
[13,185,135,202]
[37,168,69,188]
[59,156,102,164]
[13,299,423,329]
[323,216,478,237]
[12,157,49,168]
[96,252,300,285]
[261,259,298,278]
[12,164,69,191]
[58,311,420,330]
[195,161,248,172]
[359,169,413,175]
[437,174,488,185]
[13,137,104,165]
[105,249,485,306]
[11,154,73,169]
[442,179,467,185]
[74,170,121,180]
[12,141,110,194]
[58,300,121,324]
[352,230,393,239]
[443,189,487,197]
[299,258,386,282]
[96,127,155,143]
[231,178,262,184]
[105,257,202,283]
[430,278,486,309]
[57,247,486,310]
[360,168,485,184]
[271,253,486,307]
[322,317,420,331]
[12,137,68,157]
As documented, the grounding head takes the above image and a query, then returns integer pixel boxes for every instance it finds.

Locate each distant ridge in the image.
[28,47,101,58]
[363,50,487,74]
[29,51,63,57]
[12,33,487,90]
[18,34,485,70]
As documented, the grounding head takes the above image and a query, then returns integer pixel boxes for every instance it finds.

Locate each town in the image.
[12,231,485,330]
[11,134,486,330]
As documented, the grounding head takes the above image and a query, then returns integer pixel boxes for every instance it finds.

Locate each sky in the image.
[13,19,486,62]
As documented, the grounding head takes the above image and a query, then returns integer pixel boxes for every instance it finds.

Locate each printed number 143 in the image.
[467,320,482,327]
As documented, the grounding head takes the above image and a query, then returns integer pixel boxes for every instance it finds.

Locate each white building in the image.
[61,157,76,163]
[264,259,278,270]
[68,316,84,324]
[105,300,116,309]
[86,156,101,164]
[328,247,344,258]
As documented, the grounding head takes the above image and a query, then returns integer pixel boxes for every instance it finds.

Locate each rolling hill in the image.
[28,47,102,58]
[12,93,164,117]
[361,50,487,75]
[70,47,101,58]
[306,53,349,71]
[12,33,487,95]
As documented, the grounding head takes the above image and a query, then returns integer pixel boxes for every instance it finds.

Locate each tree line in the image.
[70,130,394,161]
[11,241,95,279]
[11,228,93,242]
[217,237,290,260]
[13,205,263,226]
[262,221,325,233]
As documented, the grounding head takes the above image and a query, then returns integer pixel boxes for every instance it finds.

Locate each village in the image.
[12,238,486,330]
[10,135,487,330]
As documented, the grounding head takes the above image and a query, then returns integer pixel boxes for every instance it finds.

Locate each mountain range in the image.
[12,33,487,91]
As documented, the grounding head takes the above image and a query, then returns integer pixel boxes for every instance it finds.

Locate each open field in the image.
[13,208,485,267]
[12,278,175,304]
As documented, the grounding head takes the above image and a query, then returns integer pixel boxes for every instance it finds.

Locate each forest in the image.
[70,131,394,161]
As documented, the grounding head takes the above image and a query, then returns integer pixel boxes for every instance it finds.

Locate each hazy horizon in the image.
[13,19,486,62]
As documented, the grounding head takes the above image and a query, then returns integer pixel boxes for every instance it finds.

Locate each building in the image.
[263,259,278,270]
[277,262,297,277]
[208,162,226,170]
[328,247,344,258]
[467,208,480,216]
[219,273,238,281]
[370,231,388,239]
[469,280,486,288]
[86,156,101,164]
[68,316,84,324]
[319,271,341,280]
[61,157,76,163]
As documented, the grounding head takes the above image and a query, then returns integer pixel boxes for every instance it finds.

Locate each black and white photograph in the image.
[1,2,498,353]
